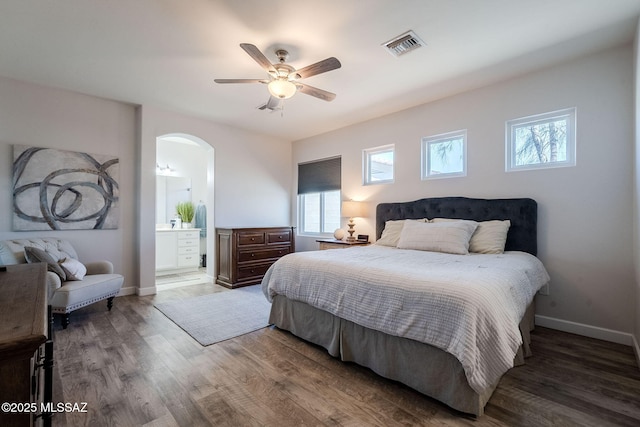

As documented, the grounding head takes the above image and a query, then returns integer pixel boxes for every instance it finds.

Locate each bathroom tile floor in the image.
[156,268,211,290]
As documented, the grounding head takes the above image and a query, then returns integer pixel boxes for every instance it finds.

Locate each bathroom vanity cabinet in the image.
[156,228,201,275]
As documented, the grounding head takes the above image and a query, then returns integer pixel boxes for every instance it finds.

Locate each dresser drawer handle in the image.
[251,253,255,257]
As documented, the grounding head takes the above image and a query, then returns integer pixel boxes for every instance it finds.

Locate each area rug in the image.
[154,285,271,346]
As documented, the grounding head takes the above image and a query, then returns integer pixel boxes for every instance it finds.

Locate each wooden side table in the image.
[0,263,53,427]
[316,239,370,250]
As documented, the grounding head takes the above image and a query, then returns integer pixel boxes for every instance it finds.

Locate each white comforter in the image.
[261,245,550,394]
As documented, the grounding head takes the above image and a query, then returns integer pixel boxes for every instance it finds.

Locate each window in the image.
[298,191,341,234]
[363,145,394,185]
[421,130,467,179]
[297,157,341,236]
[506,108,576,172]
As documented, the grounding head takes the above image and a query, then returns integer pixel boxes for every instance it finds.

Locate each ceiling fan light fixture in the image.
[215,43,340,105]
[268,79,297,99]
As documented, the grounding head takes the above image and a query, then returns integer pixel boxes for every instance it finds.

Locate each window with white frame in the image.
[298,190,341,235]
[506,108,576,172]
[363,145,394,185]
[297,157,341,236]
[421,130,467,179]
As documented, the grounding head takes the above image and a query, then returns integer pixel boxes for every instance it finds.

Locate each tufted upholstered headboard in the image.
[376,196,538,255]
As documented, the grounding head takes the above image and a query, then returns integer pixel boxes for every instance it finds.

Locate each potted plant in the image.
[175,201,195,228]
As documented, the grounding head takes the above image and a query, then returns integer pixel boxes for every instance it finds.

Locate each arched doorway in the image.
[155,133,215,287]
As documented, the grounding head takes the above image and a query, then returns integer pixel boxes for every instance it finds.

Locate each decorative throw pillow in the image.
[396,220,478,255]
[375,220,406,247]
[468,220,511,254]
[375,219,428,247]
[431,218,511,254]
[59,257,87,281]
[24,246,67,281]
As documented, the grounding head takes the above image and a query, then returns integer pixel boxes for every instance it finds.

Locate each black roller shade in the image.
[297,156,341,195]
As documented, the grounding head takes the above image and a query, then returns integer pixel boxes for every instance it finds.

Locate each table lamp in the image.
[342,201,367,242]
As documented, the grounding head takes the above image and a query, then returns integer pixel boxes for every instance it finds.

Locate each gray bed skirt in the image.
[269,295,535,416]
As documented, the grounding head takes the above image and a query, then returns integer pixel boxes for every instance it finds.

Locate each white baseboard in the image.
[118,286,136,296]
[535,315,634,346]
[136,285,157,296]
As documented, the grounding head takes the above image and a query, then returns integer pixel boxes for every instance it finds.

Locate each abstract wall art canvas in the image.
[12,145,120,230]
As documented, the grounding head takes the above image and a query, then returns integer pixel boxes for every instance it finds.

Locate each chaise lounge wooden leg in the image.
[61,314,70,329]
[107,296,114,311]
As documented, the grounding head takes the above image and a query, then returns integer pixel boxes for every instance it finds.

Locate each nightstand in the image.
[316,239,371,250]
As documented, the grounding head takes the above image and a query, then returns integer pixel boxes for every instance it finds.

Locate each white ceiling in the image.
[1,0,639,141]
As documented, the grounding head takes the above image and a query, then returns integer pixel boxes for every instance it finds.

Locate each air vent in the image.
[382,30,425,57]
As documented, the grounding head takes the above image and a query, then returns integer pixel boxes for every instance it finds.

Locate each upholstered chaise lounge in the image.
[0,238,124,328]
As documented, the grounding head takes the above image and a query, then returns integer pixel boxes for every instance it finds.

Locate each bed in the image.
[261,196,550,416]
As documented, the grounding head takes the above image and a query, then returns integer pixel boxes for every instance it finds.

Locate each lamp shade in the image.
[268,79,297,99]
[342,201,367,218]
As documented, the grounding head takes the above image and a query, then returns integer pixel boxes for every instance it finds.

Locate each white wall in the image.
[137,106,292,295]
[0,76,138,294]
[293,44,635,341]
[0,76,293,298]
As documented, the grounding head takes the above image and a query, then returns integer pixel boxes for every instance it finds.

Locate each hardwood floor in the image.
[51,283,640,427]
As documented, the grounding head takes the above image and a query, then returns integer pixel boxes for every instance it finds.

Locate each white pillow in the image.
[469,220,511,254]
[375,219,428,247]
[59,257,87,281]
[431,218,511,254]
[397,220,478,255]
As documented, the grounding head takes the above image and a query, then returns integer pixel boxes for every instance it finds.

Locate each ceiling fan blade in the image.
[258,96,283,111]
[295,57,341,79]
[240,43,276,74]
[297,83,336,102]
[214,78,267,84]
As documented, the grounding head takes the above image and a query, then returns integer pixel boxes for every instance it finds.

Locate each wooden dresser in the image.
[216,227,295,288]
[0,263,53,427]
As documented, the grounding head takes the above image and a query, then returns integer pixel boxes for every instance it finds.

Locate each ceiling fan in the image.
[214,43,341,109]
